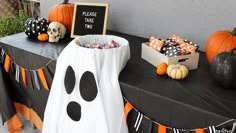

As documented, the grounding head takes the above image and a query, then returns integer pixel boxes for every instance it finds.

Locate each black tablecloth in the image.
[0,32,235,131]
[115,32,236,129]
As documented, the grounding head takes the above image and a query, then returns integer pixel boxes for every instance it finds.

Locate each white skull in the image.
[47,22,66,42]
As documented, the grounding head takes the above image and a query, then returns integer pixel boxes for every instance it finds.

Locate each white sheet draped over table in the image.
[42,35,130,133]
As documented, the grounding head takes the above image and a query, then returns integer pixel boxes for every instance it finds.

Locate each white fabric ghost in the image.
[42,35,130,133]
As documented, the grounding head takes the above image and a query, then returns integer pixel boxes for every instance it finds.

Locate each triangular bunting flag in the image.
[196,128,205,133]
[21,67,27,87]
[138,116,153,133]
[15,64,20,83]
[37,68,49,91]
[173,128,180,133]
[9,60,15,76]
[158,124,167,133]
[26,70,34,89]
[43,66,54,89]
[124,102,133,124]
[4,54,11,72]
[1,49,4,63]
[7,114,23,132]
[206,126,216,133]
[134,112,143,132]
[232,122,236,133]
[33,70,41,90]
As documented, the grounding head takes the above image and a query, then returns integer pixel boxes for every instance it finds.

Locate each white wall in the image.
[41,0,236,51]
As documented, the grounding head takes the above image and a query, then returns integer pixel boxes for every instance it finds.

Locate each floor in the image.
[0,113,41,133]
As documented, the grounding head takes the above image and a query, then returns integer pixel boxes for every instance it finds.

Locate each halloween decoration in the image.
[148,36,198,57]
[42,35,129,133]
[156,62,168,76]
[37,33,49,42]
[124,100,232,133]
[167,64,188,80]
[24,17,49,38]
[48,0,74,33]
[47,22,66,42]
[206,27,236,64]
[210,48,236,89]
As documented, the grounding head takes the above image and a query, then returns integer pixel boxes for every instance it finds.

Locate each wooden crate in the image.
[141,42,199,70]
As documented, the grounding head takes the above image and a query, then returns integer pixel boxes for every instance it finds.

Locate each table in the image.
[0,32,235,132]
[0,33,70,132]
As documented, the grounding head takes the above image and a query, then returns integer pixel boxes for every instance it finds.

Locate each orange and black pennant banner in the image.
[37,68,49,91]
[124,102,133,124]
[4,54,11,72]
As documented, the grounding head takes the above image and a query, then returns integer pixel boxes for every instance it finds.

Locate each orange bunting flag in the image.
[124,102,133,124]
[4,54,11,72]
[158,124,167,133]
[21,68,27,87]
[195,128,204,133]
[37,68,49,91]
[7,114,23,133]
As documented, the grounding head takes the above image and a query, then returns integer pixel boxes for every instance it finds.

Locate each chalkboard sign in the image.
[71,2,109,38]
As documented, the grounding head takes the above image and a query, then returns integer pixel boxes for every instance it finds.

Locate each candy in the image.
[164,46,181,57]
[171,35,199,53]
[148,35,198,57]
[149,37,164,52]
[76,40,120,49]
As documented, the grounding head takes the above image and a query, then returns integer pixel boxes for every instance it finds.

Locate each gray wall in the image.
[41,0,236,51]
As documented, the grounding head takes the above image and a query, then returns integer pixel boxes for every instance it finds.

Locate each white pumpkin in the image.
[167,64,188,80]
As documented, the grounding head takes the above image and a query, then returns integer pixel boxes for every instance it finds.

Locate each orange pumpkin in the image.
[38,33,49,42]
[156,63,168,76]
[205,27,236,64]
[48,0,74,33]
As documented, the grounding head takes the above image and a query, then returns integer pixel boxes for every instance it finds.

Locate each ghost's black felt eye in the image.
[64,66,76,94]
[80,71,98,102]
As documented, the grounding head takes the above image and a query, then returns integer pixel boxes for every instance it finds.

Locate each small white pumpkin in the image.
[167,64,188,80]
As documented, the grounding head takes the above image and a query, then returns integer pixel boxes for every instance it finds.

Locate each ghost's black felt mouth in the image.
[67,101,81,121]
